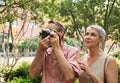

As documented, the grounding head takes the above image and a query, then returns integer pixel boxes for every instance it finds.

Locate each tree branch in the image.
[107,41,115,54]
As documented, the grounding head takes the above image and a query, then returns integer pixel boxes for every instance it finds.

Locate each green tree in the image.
[0,0,44,68]
[57,0,120,51]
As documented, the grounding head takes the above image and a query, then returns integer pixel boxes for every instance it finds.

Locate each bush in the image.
[32,75,42,83]
[0,67,15,82]
[14,61,30,77]
[7,76,32,83]
[0,61,42,83]
[13,61,42,83]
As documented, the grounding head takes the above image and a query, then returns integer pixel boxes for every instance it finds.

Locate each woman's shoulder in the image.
[104,53,116,67]
[101,53,114,59]
[104,53,114,60]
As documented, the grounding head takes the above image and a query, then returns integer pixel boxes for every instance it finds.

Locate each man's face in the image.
[44,23,62,46]
[44,23,58,32]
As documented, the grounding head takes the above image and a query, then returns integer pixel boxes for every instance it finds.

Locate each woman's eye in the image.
[91,33,96,36]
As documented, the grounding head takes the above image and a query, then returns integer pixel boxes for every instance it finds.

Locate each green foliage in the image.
[65,38,75,46]
[0,0,120,82]
[14,62,30,77]
[65,38,83,50]
[0,67,15,82]
[0,61,42,83]
[0,0,120,44]
[32,75,42,83]
[112,50,120,59]
[57,0,120,43]
[0,67,13,75]
[75,78,79,83]
[0,61,31,82]
[7,76,32,83]
[5,14,15,23]
[1,0,119,56]
[111,29,120,43]
[18,37,39,52]
[11,61,42,83]
[18,41,28,52]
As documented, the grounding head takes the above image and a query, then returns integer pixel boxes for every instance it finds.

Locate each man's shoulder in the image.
[65,44,79,51]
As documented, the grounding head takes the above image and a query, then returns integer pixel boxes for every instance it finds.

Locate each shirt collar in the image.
[46,42,67,55]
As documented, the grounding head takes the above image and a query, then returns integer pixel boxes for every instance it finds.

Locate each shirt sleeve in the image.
[66,47,82,77]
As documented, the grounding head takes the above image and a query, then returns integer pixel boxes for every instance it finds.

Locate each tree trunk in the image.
[107,41,115,54]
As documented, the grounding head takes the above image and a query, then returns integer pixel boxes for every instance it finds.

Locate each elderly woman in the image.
[79,25,118,83]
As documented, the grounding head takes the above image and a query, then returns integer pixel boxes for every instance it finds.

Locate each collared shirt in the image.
[41,43,81,83]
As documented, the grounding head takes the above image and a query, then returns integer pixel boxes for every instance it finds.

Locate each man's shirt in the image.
[42,43,81,83]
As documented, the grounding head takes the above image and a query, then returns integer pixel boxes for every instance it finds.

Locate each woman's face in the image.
[84,28,101,48]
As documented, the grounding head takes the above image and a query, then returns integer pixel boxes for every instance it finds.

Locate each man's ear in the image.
[59,31,64,36]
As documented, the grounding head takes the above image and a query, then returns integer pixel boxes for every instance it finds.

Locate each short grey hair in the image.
[87,25,106,39]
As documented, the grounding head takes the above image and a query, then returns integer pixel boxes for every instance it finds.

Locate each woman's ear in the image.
[99,38,104,43]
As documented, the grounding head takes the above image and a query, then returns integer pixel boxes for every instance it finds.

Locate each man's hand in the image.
[49,31,60,49]
[39,36,51,51]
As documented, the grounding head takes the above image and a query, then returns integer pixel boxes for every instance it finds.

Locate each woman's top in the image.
[79,53,112,83]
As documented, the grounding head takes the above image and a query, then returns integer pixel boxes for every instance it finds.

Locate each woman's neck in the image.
[87,47,104,66]
[88,47,103,58]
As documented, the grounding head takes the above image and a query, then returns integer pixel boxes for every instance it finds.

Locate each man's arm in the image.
[30,36,50,78]
[53,47,75,80]
[50,31,77,81]
[29,47,45,78]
